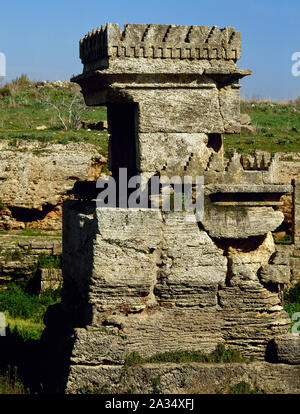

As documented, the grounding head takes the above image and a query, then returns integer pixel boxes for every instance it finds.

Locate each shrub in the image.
[284,283,300,303]
[4,249,24,263]
[10,74,31,87]
[43,92,86,130]
[0,87,11,97]
[124,351,144,367]
[283,283,300,332]
[38,288,61,306]
[152,377,161,394]
[0,283,61,323]
[7,318,44,341]
[229,381,265,394]
[37,253,61,269]
[0,284,38,319]
[0,366,28,394]
[284,302,300,333]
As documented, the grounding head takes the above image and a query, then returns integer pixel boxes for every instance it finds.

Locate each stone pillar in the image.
[73,23,252,183]
[42,23,295,394]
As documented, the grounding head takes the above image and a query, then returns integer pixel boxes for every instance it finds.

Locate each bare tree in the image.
[43,92,86,130]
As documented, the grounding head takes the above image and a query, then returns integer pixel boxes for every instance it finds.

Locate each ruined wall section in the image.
[0,236,62,291]
[62,203,228,359]
[73,23,251,183]
[0,141,106,230]
[61,201,290,379]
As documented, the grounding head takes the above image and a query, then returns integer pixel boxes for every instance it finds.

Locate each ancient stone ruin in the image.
[43,23,300,394]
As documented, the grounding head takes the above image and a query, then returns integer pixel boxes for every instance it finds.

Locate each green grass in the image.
[2,77,300,159]
[0,77,108,156]
[228,381,265,394]
[0,283,61,339]
[284,282,300,303]
[224,100,300,157]
[274,234,293,245]
[0,366,29,394]
[3,249,24,263]
[0,229,62,238]
[15,228,61,237]
[124,344,252,367]
[6,316,45,341]
[284,302,300,318]
[152,377,161,394]
[37,253,61,269]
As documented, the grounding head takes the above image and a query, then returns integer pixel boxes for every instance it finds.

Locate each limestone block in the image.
[90,234,158,311]
[154,212,227,308]
[272,250,290,265]
[66,365,123,394]
[273,334,300,364]
[206,152,224,173]
[220,313,290,357]
[136,88,225,133]
[218,281,290,357]
[201,203,284,239]
[228,263,258,285]
[262,153,280,184]
[155,283,218,309]
[227,232,276,286]
[102,308,223,358]
[65,362,300,394]
[0,141,100,210]
[240,125,256,134]
[40,268,62,291]
[259,264,290,285]
[70,328,126,365]
[88,208,162,311]
[219,86,241,133]
[206,184,293,195]
[218,282,282,312]
[137,132,212,174]
[95,207,162,252]
[240,113,251,125]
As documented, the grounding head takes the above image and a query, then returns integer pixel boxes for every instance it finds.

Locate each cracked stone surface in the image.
[65,361,300,394]
[0,141,103,210]
[62,203,290,363]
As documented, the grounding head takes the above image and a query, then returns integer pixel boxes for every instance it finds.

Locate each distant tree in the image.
[43,91,86,130]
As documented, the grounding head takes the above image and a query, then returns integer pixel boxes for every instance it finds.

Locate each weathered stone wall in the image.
[0,235,62,289]
[0,141,106,230]
[61,203,290,368]
[40,268,62,291]
[66,361,300,394]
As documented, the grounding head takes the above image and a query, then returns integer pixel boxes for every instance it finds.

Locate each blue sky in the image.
[0,0,299,100]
